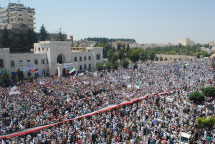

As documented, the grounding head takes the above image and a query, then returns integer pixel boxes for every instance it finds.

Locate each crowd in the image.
[0,58,215,143]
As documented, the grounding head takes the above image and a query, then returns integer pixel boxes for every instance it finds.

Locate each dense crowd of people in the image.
[0,58,215,143]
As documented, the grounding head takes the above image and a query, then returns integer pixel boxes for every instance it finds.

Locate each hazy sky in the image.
[1,0,215,44]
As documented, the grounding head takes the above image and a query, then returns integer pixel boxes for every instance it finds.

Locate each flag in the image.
[2,140,6,144]
[73,80,77,86]
[67,94,71,102]
[29,69,36,72]
[138,80,140,86]
[69,67,76,74]
[19,122,25,130]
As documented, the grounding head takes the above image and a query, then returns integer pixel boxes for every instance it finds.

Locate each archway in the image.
[57,54,65,64]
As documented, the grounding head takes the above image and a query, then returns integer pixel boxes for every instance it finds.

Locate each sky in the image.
[1,0,215,44]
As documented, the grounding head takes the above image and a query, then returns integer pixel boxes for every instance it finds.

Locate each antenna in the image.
[59,27,62,33]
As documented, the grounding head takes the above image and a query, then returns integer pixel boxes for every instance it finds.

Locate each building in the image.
[110,41,139,49]
[179,38,195,46]
[0,41,103,78]
[48,33,67,41]
[155,54,195,63]
[209,40,215,48]
[0,3,35,30]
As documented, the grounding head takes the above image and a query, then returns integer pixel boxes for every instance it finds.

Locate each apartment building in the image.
[0,3,35,30]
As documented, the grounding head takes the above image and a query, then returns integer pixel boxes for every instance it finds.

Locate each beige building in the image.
[155,54,195,63]
[179,38,195,46]
[0,3,35,29]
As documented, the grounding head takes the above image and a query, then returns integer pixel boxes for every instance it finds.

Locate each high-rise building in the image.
[179,38,195,46]
[0,3,35,30]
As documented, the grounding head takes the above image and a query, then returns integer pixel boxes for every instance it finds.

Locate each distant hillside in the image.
[85,37,136,43]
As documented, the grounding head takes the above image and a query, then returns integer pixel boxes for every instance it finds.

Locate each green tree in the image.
[57,31,65,41]
[147,51,156,61]
[117,43,121,50]
[0,68,10,86]
[118,49,126,60]
[202,87,215,98]
[96,62,104,71]
[133,63,138,69]
[40,25,49,41]
[111,52,119,63]
[105,61,112,70]
[120,59,129,69]
[188,91,204,103]
[17,68,23,82]
[126,44,130,51]
[128,49,140,63]
[18,32,27,51]
[197,117,215,129]
[140,50,148,62]
[112,62,118,70]
[1,27,10,48]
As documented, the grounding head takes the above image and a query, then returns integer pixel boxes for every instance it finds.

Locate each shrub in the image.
[120,59,129,69]
[202,87,215,98]
[188,91,204,103]
[197,117,215,128]
[133,63,138,69]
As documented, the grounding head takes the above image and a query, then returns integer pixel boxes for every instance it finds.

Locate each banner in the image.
[0,89,176,139]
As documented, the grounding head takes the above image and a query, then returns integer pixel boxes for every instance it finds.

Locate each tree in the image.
[112,63,118,70]
[111,52,119,63]
[197,117,215,129]
[1,27,10,48]
[17,68,23,82]
[0,68,10,86]
[118,49,126,60]
[147,51,156,61]
[188,91,204,103]
[126,44,130,52]
[18,32,27,52]
[40,25,49,41]
[140,50,148,62]
[120,59,129,69]
[128,49,140,63]
[96,62,104,71]
[117,43,121,50]
[105,61,112,70]
[57,31,65,41]
[133,63,138,69]
[202,87,215,98]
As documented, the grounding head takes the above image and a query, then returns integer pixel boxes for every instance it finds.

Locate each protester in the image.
[0,58,215,143]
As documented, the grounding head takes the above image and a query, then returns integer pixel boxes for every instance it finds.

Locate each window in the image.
[19,14,22,16]
[96,54,101,60]
[11,61,15,67]
[89,56,91,60]
[41,59,45,64]
[34,59,38,65]
[74,57,77,62]
[27,60,31,63]
[19,60,23,63]
[47,59,49,64]
[79,65,82,71]
[42,48,44,51]
[79,57,82,61]
[89,64,91,70]
[84,64,86,70]
[0,59,4,68]
[38,48,40,51]
[84,56,86,61]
